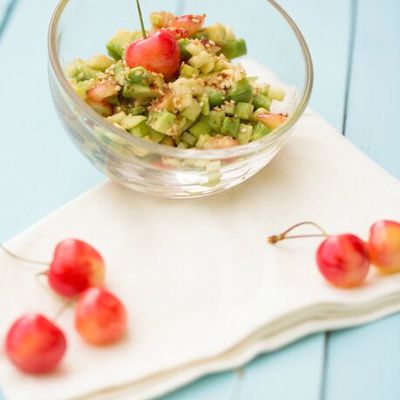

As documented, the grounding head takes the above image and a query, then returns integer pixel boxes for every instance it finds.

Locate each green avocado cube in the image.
[107,30,140,60]
[148,111,176,134]
[235,102,255,120]
[252,122,271,140]
[206,88,225,108]
[178,39,192,61]
[221,39,247,60]
[181,101,202,121]
[189,117,212,138]
[223,102,236,116]
[122,84,159,100]
[129,121,150,137]
[182,132,197,147]
[201,95,210,116]
[237,124,253,144]
[180,64,199,78]
[253,94,272,111]
[221,117,240,137]
[227,78,253,103]
[126,67,151,85]
[121,115,147,130]
[208,110,225,131]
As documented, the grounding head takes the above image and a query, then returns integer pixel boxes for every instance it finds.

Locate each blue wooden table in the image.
[0,0,399,398]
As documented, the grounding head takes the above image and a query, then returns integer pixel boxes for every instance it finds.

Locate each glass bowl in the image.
[48,0,313,198]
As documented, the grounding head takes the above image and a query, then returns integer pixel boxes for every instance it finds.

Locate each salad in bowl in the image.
[48,0,312,197]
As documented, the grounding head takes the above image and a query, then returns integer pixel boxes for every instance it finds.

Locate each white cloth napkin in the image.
[0,62,400,400]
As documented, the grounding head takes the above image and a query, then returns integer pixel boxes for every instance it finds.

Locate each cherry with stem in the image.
[135,0,147,39]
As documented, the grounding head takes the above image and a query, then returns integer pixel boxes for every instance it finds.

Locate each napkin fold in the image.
[0,62,399,400]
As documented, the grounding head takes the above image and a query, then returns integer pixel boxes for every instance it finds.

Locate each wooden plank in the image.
[325,1,400,399]
[163,1,352,399]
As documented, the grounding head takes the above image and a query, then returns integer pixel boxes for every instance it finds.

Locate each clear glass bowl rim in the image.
[48,0,313,160]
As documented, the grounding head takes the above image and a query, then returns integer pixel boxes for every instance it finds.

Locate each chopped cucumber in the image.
[121,115,147,130]
[122,84,159,100]
[189,117,212,137]
[220,39,247,60]
[208,110,225,131]
[86,55,114,71]
[206,88,225,107]
[235,102,254,120]
[252,122,271,140]
[227,78,253,103]
[129,121,150,137]
[180,64,199,78]
[148,111,176,134]
[107,111,126,125]
[126,67,151,85]
[237,124,253,144]
[221,117,240,137]
[253,94,272,111]
[268,86,286,101]
[201,95,210,116]
[223,102,236,116]
[182,132,197,147]
[181,101,202,121]
[107,31,140,60]
[189,51,212,69]
[196,134,211,149]
[178,39,192,61]
[203,23,228,46]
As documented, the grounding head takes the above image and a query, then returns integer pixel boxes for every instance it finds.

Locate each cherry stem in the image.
[267,221,329,244]
[135,0,147,39]
[0,244,49,266]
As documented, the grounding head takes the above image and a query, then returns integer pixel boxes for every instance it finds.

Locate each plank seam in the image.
[342,0,359,136]
[320,1,359,397]
[0,0,19,41]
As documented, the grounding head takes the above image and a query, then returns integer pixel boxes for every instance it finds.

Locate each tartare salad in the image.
[67,11,287,150]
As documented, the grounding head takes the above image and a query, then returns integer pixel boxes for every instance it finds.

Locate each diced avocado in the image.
[206,88,225,107]
[86,55,114,71]
[181,101,201,121]
[122,83,159,100]
[126,67,151,85]
[253,94,272,111]
[237,124,253,144]
[129,121,150,137]
[175,117,194,135]
[178,39,192,61]
[223,102,236,116]
[148,129,165,143]
[221,117,240,137]
[208,110,225,131]
[203,23,229,46]
[180,64,199,79]
[227,78,253,103]
[71,79,96,99]
[189,51,212,69]
[66,61,100,82]
[196,134,211,149]
[148,111,176,134]
[107,111,126,125]
[106,30,140,60]
[113,62,127,86]
[252,122,271,140]
[189,116,212,138]
[268,86,286,101]
[235,102,254,120]
[182,132,197,147]
[124,105,146,116]
[200,58,216,74]
[201,95,210,116]
[121,115,147,130]
[220,39,247,60]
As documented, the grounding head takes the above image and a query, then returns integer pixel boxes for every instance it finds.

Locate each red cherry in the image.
[316,234,370,288]
[125,30,180,81]
[169,14,205,35]
[369,220,400,273]
[48,239,105,298]
[75,288,127,346]
[5,314,67,374]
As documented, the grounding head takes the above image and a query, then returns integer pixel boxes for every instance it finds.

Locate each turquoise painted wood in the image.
[0,1,399,399]
[324,1,400,399]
